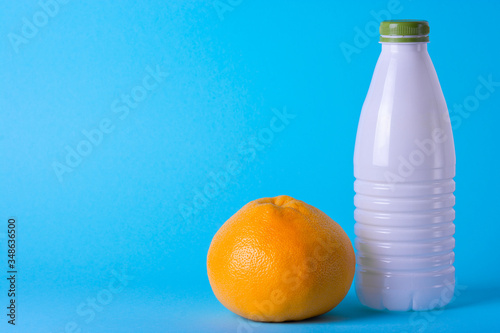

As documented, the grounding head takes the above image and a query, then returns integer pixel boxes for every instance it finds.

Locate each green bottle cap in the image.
[379,20,429,43]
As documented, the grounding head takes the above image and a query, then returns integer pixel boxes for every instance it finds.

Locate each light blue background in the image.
[1,0,499,332]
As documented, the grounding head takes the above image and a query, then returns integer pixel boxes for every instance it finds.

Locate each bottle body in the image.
[354,42,456,311]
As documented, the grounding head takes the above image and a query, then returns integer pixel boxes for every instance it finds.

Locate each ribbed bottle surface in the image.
[354,177,455,311]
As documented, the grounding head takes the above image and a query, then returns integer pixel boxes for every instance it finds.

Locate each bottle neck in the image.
[381,42,428,54]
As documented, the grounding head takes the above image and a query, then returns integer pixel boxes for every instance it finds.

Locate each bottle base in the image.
[356,282,456,311]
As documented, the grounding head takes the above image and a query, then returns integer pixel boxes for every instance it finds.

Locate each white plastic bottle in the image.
[353,20,456,311]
